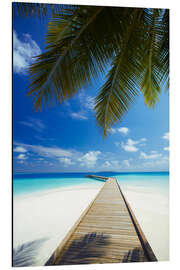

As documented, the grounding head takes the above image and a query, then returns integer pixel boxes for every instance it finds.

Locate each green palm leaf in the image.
[95,9,145,136]
[27,6,129,111]
[14,2,48,17]
[158,9,169,91]
[13,2,71,18]
[140,9,167,107]
[28,6,104,111]
[95,8,169,135]
[17,4,169,136]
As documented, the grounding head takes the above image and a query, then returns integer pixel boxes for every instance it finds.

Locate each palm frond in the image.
[141,9,169,106]
[13,2,48,17]
[24,5,169,135]
[159,9,169,91]
[28,6,128,111]
[13,2,73,18]
[28,6,103,111]
[95,9,145,136]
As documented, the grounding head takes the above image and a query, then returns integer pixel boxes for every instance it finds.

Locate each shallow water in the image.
[13,171,169,265]
[13,171,169,196]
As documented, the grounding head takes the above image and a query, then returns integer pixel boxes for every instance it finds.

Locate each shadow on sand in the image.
[13,238,48,267]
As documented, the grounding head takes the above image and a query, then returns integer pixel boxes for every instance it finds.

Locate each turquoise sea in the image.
[13,171,169,196]
[13,171,169,266]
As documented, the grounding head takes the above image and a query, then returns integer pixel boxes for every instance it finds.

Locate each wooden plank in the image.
[45,177,157,265]
[86,175,109,181]
[117,184,158,262]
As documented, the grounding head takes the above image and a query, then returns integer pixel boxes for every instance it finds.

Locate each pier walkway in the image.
[46,177,157,265]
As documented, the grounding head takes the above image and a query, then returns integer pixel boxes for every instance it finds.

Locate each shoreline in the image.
[14,182,103,201]
[13,180,169,266]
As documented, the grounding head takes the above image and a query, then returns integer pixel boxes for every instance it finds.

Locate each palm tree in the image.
[14,4,169,136]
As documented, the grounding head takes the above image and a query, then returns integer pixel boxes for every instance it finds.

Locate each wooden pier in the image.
[85,175,109,181]
[46,177,157,265]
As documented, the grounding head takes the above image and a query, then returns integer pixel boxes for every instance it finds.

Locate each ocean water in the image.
[13,171,169,266]
[115,172,169,195]
[13,171,169,196]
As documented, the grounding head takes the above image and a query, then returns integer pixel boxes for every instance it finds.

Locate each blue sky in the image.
[13,6,169,173]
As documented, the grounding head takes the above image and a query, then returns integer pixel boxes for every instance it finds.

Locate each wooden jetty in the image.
[46,177,157,265]
[85,175,109,181]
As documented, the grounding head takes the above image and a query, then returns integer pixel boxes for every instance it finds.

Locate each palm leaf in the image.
[13,2,48,17]
[95,8,169,135]
[140,9,168,107]
[28,6,128,111]
[13,2,73,18]
[24,5,169,135]
[95,9,145,136]
[158,9,169,91]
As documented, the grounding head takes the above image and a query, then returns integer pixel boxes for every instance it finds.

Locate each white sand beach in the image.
[13,184,103,266]
[13,182,169,266]
[120,184,169,261]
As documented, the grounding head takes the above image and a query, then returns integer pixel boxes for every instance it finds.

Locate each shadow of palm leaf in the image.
[122,247,146,262]
[47,232,110,265]
[13,238,48,267]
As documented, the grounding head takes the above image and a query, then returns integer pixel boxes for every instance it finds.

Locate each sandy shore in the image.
[120,184,169,261]
[13,184,103,266]
[13,182,169,266]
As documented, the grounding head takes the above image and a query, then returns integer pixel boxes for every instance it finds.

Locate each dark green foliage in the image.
[14,4,169,136]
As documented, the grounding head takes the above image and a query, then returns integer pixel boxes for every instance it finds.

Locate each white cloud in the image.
[111,160,121,167]
[105,160,122,169]
[14,143,103,169]
[110,127,129,135]
[121,139,139,152]
[150,150,157,154]
[59,158,74,166]
[140,138,147,142]
[142,156,169,169]
[101,160,122,169]
[13,30,41,74]
[69,94,95,120]
[103,161,111,168]
[70,112,88,120]
[122,143,138,152]
[140,151,162,159]
[84,96,95,111]
[19,117,45,132]
[78,93,95,111]
[14,146,27,153]
[122,160,130,167]
[17,154,27,160]
[162,132,169,152]
[121,138,147,152]
[102,159,131,169]
[110,128,116,134]
[14,142,73,158]
[31,145,72,158]
[162,132,169,141]
[118,127,129,135]
[79,151,101,167]
[17,160,25,164]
